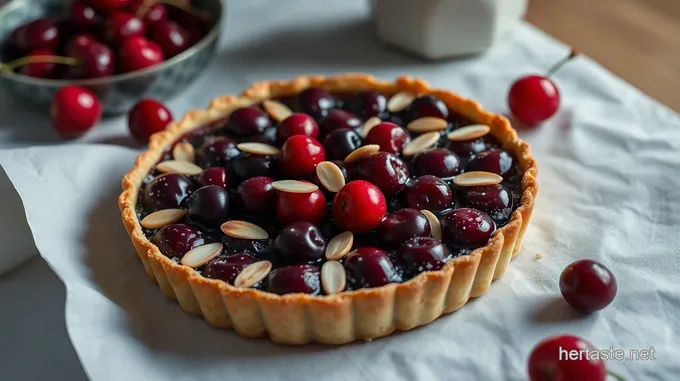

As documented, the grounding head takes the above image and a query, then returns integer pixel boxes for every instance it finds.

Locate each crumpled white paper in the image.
[1,0,680,380]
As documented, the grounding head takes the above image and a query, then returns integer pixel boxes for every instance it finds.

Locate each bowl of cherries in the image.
[0,0,222,116]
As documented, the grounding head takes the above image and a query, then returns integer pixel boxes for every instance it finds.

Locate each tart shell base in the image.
[119,74,538,344]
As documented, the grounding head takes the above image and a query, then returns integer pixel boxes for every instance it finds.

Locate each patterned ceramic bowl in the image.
[0,0,222,116]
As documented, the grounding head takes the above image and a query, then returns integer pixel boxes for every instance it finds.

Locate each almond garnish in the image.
[402,131,440,157]
[316,161,346,193]
[321,261,347,295]
[361,116,382,137]
[141,209,186,229]
[387,91,415,112]
[221,220,269,240]
[236,142,281,156]
[172,141,195,163]
[420,210,442,240]
[447,124,491,141]
[344,144,380,163]
[180,243,223,268]
[325,231,354,260]
[271,180,319,193]
[407,117,448,133]
[262,100,293,122]
[453,171,503,187]
[156,160,203,175]
[234,260,272,288]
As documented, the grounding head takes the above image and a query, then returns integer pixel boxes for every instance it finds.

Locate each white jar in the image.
[372,0,528,59]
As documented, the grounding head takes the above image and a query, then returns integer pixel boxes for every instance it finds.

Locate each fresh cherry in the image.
[268,265,321,295]
[364,122,410,154]
[412,148,461,178]
[226,106,271,136]
[356,152,409,197]
[273,221,326,265]
[232,154,277,179]
[297,87,335,118]
[10,18,60,53]
[318,109,361,137]
[461,184,513,223]
[118,36,164,72]
[17,49,60,78]
[186,185,231,230]
[466,149,515,179]
[406,95,448,121]
[442,208,495,247]
[447,135,499,158]
[345,248,401,288]
[143,173,193,212]
[102,11,145,45]
[403,175,454,211]
[310,160,354,192]
[332,180,387,233]
[50,86,101,139]
[528,335,606,381]
[150,20,191,57]
[376,208,431,250]
[397,237,450,276]
[322,128,362,160]
[560,259,617,313]
[346,90,387,119]
[197,167,228,189]
[128,0,167,28]
[69,2,102,31]
[204,254,255,285]
[276,113,319,145]
[280,135,326,178]
[88,0,131,14]
[276,188,326,225]
[65,34,115,78]
[151,223,204,260]
[127,98,173,144]
[197,137,239,167]
[237,176,276,214]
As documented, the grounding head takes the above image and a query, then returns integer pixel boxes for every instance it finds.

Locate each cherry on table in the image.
[118,36,164,72]
[364,122,410,155]
[356,152,409,197]
[151,223,205,260]
[204,254,255,285]
[128,98,173,144]
[322,128,362,160]
[65,34,115,78]
[103,11,146,45]
[197,137,239,167]
[442,208,495,247]
[150,20,191,58]
[403,175,455,212]
[237,176,277,214]
[406,95,448,121]
[186,185,231,230]
[268,265,321,295]
[560,259,617,313]
[69,2,102,31]
[226,106,271,135]
[280,135,326,179]
[273,221,326,265]
[197,167,228,189]
[332,180,387,233]
[297,87,335,118]
[277,113,319,145]
[143,173,193,212]
[528,335,607,381]
[397,237,450,276]
[318,109,361,137]
[276,188,327,226]
[10,18,60,53]
[412,148,461,178]
[51,86,101,139]
[344,247,401,288]
[376,208,431,250]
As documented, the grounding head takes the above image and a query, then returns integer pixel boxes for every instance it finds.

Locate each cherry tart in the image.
[119,74,538,344]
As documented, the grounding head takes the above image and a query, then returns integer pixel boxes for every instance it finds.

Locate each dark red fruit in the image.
[297,87,335,118]
[221,234,272,256]
[128,0,167,27]
[143,173,193,212]
[332,180,387,233]
[406,95,448,121]
[232,154,277,179]
[10,18,60,53]
[277,113,319,145]
[318,109,361,137]
[88,0,131,14]
[65,34,115,78]
[376,208,431,250]
[397,237,450,276]
[186,185,231,230]
[118,36,164,72]
[197,167,228,188]
[237,176,276,214]
[197,137,239,167]
[51,86,101,139]
[17,49,59,78]
[461,184,513,222]
[403,175,454,211]
[280,135,326,178]
[151,224,204,260]
[226,106,271,135]
[356,152,409,197]
[204,254,254,285]
[276,188,326,225]
[127,98,173,144]
[412,148,461,178]
[442,208,495,247]
[466,149,515,179]
[345,248,401,288]
[69,2,102,31]
[509,75,560,126]
[322,128,362,160]
[273,221,326,265]
[560,259,617,313]
[347,90,386,119]
[528,335,606,381]
[364,122,410,154]
[447,135,499,158]
[268,265,321,295]
[103,11,145,44]
[150,20,191,58]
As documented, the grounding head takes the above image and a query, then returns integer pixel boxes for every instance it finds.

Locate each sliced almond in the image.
[221,220,269,240]
[325,231,354,260]
[263,100,293,122]
[236,142,281,156]
[344,144,380,163]
[453,171,503,187]
[407,117,448,133]
[420,210,442,241]
[156,160,203,175]
[234,260,272,288]
[387,91,415,113]
[271,180,319,193]
[447,124,491,141]
[316,161,346,193]
[361,116,382,137]
[172,141,195,163]
[321,261,347,295]
[180,243,223,268]
[402,131,440,157]
[141,209,186,229]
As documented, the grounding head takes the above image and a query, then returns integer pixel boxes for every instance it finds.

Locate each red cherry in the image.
[364,121,410,154]
[197,167,228,188]
[10,18,60,53]
[51,86,101,139]
[118,36,164,72]
[560,259,617,313]
[276,188,327,225]
[276,113,319,145]
[332,180,387,233]
[150,20,191,58]
[102,11,145,45]
[17,49,60,78]
[87,0,131,14]
[128,98,173,143]
[528,335,606,381]
[69,2,102,31]
[127,0,168,28]
[65,34,115,78]
[280,135,326,179]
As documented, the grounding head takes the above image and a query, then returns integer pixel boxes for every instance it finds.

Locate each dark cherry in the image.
[197,167,228,189]
[347,90,387,119]
[322,128,362,160]
[127,98,173,144]
[118,36,164,72]
[248,126,277,146]
[403,175,454,211]
[412,148,461,178]
[69,2,102,31]
[51,86,101,139]
[102,11,145,45]
[276,113,319,145]
[237,176,276,214]
[345,248,401,288]
[226,106,271,136]
[332,180,387,233]
[376,208,431,250]
[461,185,513,222]
[560,259,617,313]
[276,188,326,225]
[10,18,60,53]
[128,0,167,28]
[18,49,59,78]
[197,137,239,167]
[280,135,326,178]
[150,20,191,58]
[232,154,277,179]
[143,173,193,212]
[442,208,495,247]
[273,221,326,265]
[204,254,255,285]
[405,95,449,121]
[466,149,515,179]
[356,152,409,197]
[528,335,606,381]
[186,185,231,230]
[447,136,498,158]
[318,109,361,137]
[88,0,131,13]
[364,122,410,155]
[297,87,335,118]
[65,34,115,78]
[267,265,321,295]
[397,237,450,276]
[221,235,272,256]
[150,224,204,260]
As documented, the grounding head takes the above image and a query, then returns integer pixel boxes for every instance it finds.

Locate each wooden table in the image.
[526,0,680,112]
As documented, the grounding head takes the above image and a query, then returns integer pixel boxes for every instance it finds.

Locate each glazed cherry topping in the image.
[412,148,461,179]
[268,265,321,295]
[297,87,335,118]
[204,254,255,285]
[447,135,498,158]
[150,20,191,58]
[276,113,319,145]
[143,173,193,212]
[273,221,326,265]
[346,90,387,119]
[397,237,450,276]
[69,2,102,31]
[364,122,410,154]
[276,188,327,226]
[186,185,231,230]
[345,248,401,288]
[509,75,560,126]
[103,11,145,45]
[127,98,173,144]
[280,135,326,178]
[559,259,617,313]
[332,180,387,233]
[403,175,455,211]
[466,149,515,179]
[406,95,448,121]
[197,167,228,189]
[197,137,239,167]
[128,0,167,28]
[442,208,495,247]
[322,128,363,160]
[18,49,59,78]
[88,0,131,14]
[356,152,409,197]
[51,86,101,139]
[118,36,164,72]
[151,224,205,260]
[376,208,431,250]
[226,106,271,136]
[221,234,272,256]
[232,154,277,180]
[461,184,513,223]
[318,109,362,137]
[237,176,276,214]
[65,34,115,78]
[528,335,606,381]
[10,18,60,53]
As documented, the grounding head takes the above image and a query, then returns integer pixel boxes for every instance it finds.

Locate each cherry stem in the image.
[546,48,580,77]
[607,369,627,381]
[0,56,79,72]
[137,0,212,22]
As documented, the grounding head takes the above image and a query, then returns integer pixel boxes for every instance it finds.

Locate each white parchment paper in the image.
[1,1,680,380]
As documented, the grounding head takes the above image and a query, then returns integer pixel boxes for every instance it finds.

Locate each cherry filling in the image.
[137,88,525,295]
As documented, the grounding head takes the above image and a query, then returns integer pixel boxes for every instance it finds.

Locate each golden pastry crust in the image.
[119,74,538,344]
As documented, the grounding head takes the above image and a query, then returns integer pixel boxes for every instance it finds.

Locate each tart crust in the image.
[118,74,538,344]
